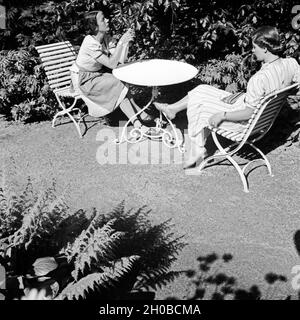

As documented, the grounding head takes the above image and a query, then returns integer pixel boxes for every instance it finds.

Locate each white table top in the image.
[113,59,198,86]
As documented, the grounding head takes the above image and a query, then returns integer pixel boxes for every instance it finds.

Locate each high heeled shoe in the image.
[132,118,150,135]
[183,148,208,170]
[139,113,157,127]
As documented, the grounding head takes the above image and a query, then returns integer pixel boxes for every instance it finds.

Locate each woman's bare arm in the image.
[208,107,253,127]
[96,29,134,69]
[96,44,125,69]
[224,107,254,122]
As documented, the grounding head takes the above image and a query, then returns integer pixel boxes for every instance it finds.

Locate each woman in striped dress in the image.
[154,26,300,169]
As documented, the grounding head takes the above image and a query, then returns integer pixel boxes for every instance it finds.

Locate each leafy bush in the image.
[1,0,299,59]
[197,53,260,93]
[0,49,56,121]
[1,0,299,122]
[0,165,186,300]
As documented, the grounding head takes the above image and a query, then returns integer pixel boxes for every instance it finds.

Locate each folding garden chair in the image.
[197,83,300,192]
[36,41,129,138]
[35,41,87,137]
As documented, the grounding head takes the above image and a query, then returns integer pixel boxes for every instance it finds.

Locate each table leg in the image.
[115,87,185,153]
[159,112,185,153]
[114,88,156,145]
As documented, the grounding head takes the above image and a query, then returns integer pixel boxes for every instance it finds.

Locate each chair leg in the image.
[53,95,83,138]
[52,107,79,128]
[65,111,83,138]
[78,113,88,137]
[198,132,249,193]
[225,153,249,193]
[52,110,65,128]
[245,142,273,177]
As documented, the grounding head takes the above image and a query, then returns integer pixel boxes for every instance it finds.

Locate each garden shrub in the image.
[0,165,186,300]
[0,49,56,121]
[2,1,299,61]
[197,53,259,92]
[0,0,299,122]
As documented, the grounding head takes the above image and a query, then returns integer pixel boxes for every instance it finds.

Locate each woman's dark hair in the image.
[85,11,99,35]
[85,10,110,35]
[252,26,283,54]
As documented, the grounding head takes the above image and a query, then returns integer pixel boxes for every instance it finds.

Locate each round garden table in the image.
[112,59,198,151]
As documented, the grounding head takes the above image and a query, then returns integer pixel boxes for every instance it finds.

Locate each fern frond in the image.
[110,200,126,218]
[57,255,140,300]
[57,273,110,300]
[62,220,125,281]
[2,182,69,251]
[133,271,184,291]
[110,255,140,278]
[0,162,29,237]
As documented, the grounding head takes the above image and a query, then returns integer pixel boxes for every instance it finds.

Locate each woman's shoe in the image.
[139,113,156,127]
[183,148,207,170]
[153,102,176,120]
[132,118,150,133]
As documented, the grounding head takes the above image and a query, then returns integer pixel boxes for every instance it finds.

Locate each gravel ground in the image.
[1,117,300,299]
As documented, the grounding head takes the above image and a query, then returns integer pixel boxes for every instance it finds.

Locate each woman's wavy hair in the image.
[85,9,110,35]
[85,11,99,35]
[252,26,283,55]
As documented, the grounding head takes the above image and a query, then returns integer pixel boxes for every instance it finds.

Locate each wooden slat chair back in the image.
[36,41,76,92]
[197,83,300,192]
[35,41,86,137]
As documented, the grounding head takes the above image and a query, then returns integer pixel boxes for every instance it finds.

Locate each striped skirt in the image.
[187,85,249,138]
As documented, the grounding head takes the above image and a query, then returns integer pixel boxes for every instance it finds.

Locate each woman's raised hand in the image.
[208,112,225,128]
[119,28,135,45]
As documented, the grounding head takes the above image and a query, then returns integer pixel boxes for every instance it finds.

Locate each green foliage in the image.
[62,219,124,282]
[58,255,140,300]
[197,53,259,92]
[0,162,89,275]
[1,0,299,58]
[0,166,185,300]
[1,0,300,122]
[1,0,99,49]
[92,201,186,292]
[0,49,56,121]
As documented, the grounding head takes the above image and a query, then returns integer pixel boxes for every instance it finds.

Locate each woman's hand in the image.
[208,112,225,128]
[209,107,253,127]
[119,28,135,45]
[221,95,233,104]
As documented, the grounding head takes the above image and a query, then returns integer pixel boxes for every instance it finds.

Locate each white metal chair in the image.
[197,83,300,192]
[36,41,129,138]
[35,41,86,137]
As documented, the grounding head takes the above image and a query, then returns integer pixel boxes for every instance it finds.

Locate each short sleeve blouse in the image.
[244,57,300,109]
[76,35,107,72]
[244,73,266,109]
